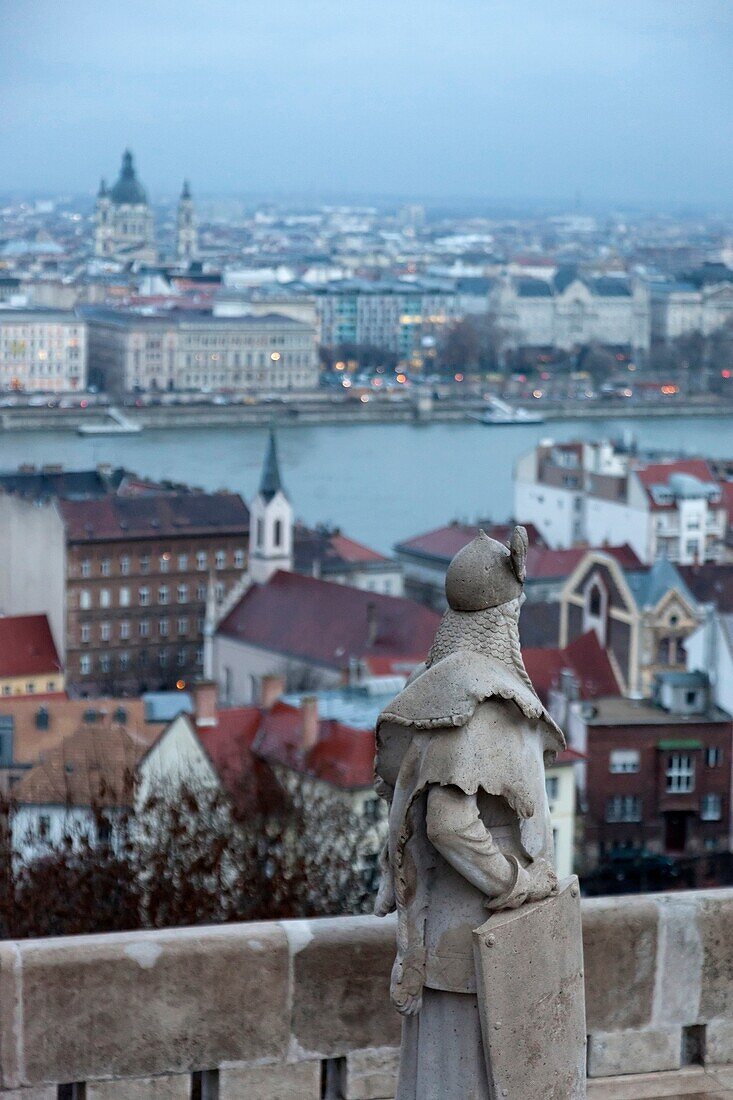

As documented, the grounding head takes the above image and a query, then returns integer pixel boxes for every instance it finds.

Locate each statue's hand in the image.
[374,843,396,916]
[526,858,559,903]
[390,953,424,1016]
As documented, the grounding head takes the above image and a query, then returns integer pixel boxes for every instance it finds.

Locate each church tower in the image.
[248,430,293,585]
[93,179,113,257]
[176,180,198,263]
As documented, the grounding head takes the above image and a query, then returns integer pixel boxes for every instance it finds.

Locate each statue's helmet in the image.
[445,526,528,612]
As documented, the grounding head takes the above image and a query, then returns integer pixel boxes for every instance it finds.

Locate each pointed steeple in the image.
[181,179,191,200]
[98,178,108,198]
[259,428,286,503]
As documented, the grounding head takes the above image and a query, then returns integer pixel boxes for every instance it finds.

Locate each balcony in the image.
[0,889,731,1097]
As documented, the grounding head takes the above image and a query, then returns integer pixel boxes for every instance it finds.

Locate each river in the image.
[1,415,731,553]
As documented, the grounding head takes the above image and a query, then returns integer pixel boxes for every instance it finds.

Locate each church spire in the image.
[259,428,286,502]
[181,179,191,200]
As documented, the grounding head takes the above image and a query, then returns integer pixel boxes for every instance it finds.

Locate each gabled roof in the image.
[12,724,149,807]
[633,459,719,510]
[58,492,249,542]
[218,570,440,670]
[523,630,620,705]
[625,558,695,610]
[0,615,61,679]
[254,701,374,790]
[395,521,544,565]
[293,524,390,576]
[526,544,641,580]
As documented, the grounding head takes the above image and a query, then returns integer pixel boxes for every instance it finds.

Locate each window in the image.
[100,622,111,642]
[177,617,188,635]
[79,590,91,610]
[197,551,207,570]
[100,654,111,673]
[234,549,245,568]
[667,754,694,794]
[589,585,602,616]
[177,647,187,667]
[158,648,169,668]
[139,586,150,607]
[100,588,111,609]
[38,814,51,841]
[81,559,91,578]
[139,619,150,638]
[706,747,722,768]
[545,776,559,802]
[120,621,130,640]
[140,555,150,575]
[606,796,642,822]
[101,558,111,577]
[177,583,188,604]
[159,618,169,637]
[119,652,130,671]
[215,550,226,569]
[119,586,130,607]
[80,654,91,675]
[701,794,722,821]
[610,750,640,774]
[197,583,206,601]
[158,585,169,605]
[215,582,225,601]
[120,555,130,576]
[160,553,170,573]
[81,623,91,643]
[178,553,188,571]
[257,518,264,548]
[196,647,204,665]
[274,520,282,548]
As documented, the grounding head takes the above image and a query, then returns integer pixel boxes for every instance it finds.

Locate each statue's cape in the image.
[376,649,565,753]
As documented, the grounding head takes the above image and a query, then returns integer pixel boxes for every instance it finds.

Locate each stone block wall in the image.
[0,892,730,1097]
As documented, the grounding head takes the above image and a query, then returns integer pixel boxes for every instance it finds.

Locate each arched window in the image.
[589,585,602,617]
[274,519,282,548]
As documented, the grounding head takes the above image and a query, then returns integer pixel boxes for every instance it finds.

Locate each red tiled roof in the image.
[218,571,440,669]
[633,459,719,510]
[524,630,620,705]
[554,747,586,765]
[0,615,61,678]
[328,533,387,564]
[526,543,641,578]
[396,521,544,563]
[255,701,374,790]
[58,492,249,542]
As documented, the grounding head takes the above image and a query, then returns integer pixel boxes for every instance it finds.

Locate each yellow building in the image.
[545,748,584,879]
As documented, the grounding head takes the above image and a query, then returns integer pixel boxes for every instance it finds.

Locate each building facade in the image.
[94,151,156,263]
[85,309,319,394]
[0,491,249,695]
[515,441,727,564]
[0,310,86,392]
[492,270,650,356]
[649,276,733,342]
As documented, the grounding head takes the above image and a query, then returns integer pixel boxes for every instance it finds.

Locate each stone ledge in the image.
[587,1064,733,1097]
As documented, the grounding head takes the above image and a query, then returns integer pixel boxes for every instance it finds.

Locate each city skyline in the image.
[2,1,732,208]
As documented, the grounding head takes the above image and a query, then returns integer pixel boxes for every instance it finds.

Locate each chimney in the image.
[260,673,286,709]
[301,695,319,753]
[192,680,218,728]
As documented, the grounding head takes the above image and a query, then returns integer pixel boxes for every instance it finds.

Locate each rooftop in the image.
[0,614,61,679]
[57,492,249,542]
[584,694,731,727]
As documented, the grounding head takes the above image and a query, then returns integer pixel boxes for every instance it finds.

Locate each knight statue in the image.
[374,527,586,1100]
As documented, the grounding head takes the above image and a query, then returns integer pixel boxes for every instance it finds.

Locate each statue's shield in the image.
[472,875,586,1100]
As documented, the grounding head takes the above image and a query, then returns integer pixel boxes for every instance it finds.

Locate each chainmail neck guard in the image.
[426,597,536,694]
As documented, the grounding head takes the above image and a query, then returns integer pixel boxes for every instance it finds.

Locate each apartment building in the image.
[0,310,86,392]
[515,441,727,564]
[0,491,249,695]
[84,309,319,395]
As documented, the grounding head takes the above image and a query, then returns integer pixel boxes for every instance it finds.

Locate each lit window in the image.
[119,587,130,608]
[79,590,91,610]
[701,794,722,821]
[666,754,694,794]
[610,750,640,774]
[158,585,169,605]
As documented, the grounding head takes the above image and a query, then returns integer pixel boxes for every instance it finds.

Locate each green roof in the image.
[658,738,703,750]
[109,150,148,206]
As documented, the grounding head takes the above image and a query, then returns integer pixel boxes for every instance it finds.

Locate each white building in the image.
[0,310,87,392]
[515,441,727,565]
[492,270,650,356]
[650,277,733,342]
[85,309,319,395]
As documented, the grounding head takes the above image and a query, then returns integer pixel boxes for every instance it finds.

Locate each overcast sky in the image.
[2,0,732,208]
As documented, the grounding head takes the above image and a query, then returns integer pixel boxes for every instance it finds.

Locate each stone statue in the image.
[374,528,586,1099]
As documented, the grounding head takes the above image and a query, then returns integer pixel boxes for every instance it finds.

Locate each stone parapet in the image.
[0,891,730,1094]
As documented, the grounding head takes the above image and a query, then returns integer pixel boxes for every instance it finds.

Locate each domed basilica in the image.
[93,150,197,264]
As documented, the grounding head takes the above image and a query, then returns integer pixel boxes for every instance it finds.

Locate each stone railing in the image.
[0,888,731,1098]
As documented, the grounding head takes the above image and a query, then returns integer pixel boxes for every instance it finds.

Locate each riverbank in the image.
[1,394,732,432]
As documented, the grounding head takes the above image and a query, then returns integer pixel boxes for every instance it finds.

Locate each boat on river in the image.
[470,396,545,425]
[78,407,143,436]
